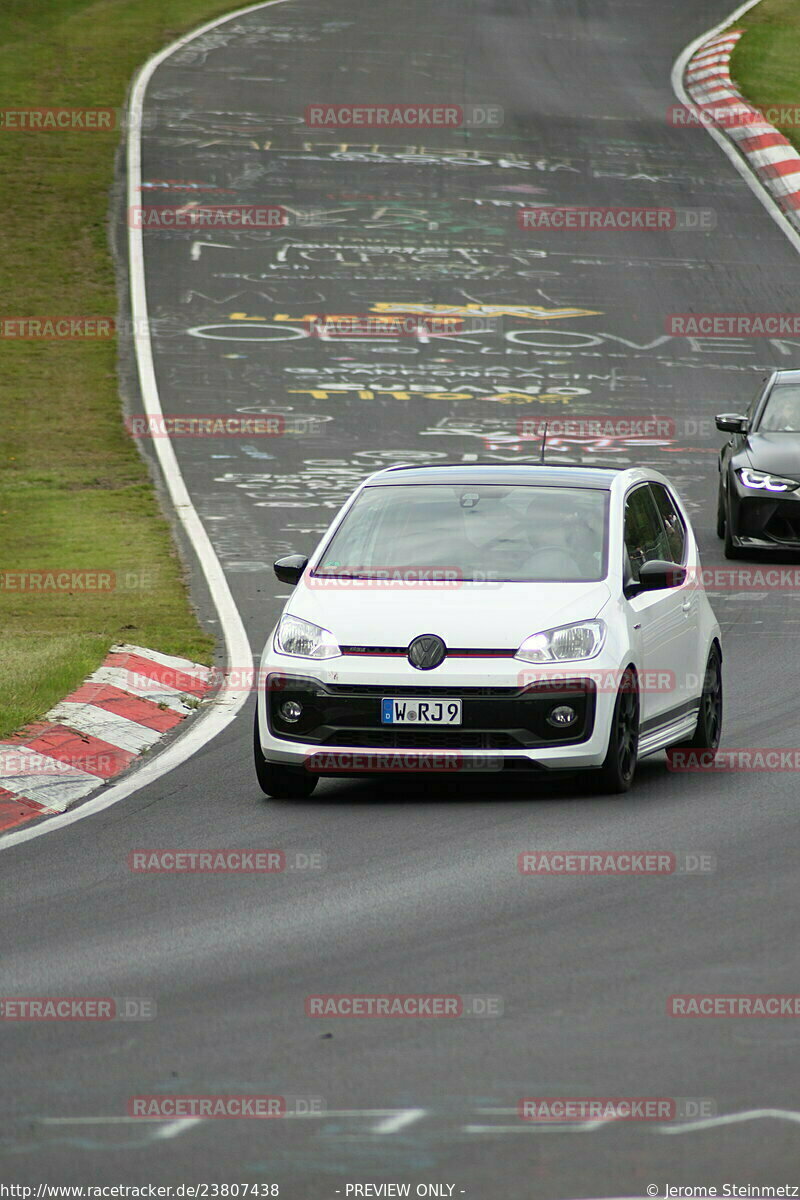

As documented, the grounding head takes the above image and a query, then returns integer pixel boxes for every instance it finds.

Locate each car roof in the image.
[365,463,624,490]
[773,369,800,382]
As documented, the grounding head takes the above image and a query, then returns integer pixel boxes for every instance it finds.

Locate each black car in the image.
[716,368,800,559]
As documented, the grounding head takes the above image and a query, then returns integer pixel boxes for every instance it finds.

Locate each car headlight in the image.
[274,615,341,659]
[515,620,606,663]
[737,468,799,493]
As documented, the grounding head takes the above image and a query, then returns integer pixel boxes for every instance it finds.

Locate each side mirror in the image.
[273,554,308,586]
[635,559,687,593]
[715,413,748,434]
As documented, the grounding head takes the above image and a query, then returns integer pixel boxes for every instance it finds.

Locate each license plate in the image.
[381,698,462,725]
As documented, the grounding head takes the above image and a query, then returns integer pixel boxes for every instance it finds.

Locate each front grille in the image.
[341,646,405,656]
[320,729,519,749]
[340,646,515,659]
[326,683,519,697]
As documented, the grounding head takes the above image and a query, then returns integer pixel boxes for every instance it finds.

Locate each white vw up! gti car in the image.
[255,464,722,797]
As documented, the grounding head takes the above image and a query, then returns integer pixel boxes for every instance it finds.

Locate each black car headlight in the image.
[737,468,800,493]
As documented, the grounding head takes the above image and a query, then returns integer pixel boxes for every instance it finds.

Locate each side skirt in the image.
[638,704,700,758]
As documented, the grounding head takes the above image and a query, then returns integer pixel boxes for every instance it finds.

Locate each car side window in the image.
[623,487,670,583]
[650,483,686,564]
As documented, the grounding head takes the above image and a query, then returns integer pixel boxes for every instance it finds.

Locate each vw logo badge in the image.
[408,634,446,671]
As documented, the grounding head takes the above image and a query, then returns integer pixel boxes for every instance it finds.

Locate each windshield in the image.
[313,483,609,583]
[759,382,800,431]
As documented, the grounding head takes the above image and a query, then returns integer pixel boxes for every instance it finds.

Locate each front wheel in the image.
[594,667,639,794]
[673,646,722,752]
[253,707,318,798]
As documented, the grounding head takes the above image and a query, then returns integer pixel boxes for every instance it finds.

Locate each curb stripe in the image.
[687,63,734,77]
[105,651,211,697]
[0,643,216,822]
[14,726,136,779]
[738,131,791,151]
[766,170,800,194]
[65,682,184,731]
[45,702,164,755]
[693,87,740,101]
[727,121,777,141]
[748,145,798,167]
[758,158,800,178]
[682,16,800,230]
[691,51,736,67]
[112,642,214,677]
[687,70,732,83]
[0,793,53,832]
[82,666,195,712]
[0,755,100,811]
[702,95,750,109]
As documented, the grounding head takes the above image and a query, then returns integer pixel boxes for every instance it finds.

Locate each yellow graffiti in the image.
[228,304,600,324]
[287,388,573,403]
[370,302,601,321]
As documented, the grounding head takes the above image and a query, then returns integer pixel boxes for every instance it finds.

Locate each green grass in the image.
[730,0,800,150]
[0,0,252,737]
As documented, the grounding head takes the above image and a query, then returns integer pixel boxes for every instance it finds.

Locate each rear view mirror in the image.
[273,554,308,586]
[635,560,686,593]
[715,413,748,434]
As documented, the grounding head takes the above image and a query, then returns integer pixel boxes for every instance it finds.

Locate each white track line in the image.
[671,0,800,257]
[39,1109,413,1124]
[0,5,306,851]
[467,1106,800,1136]
[657,1107,800,1134]
[151,1118,204,1140]
[464,1120,616,1133]
[372,1108,427,1134]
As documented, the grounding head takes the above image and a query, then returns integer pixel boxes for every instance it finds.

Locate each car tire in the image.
[716,482,726,539]
[673,645,722,752]
[594,666,639,794]
[253,707,318,798]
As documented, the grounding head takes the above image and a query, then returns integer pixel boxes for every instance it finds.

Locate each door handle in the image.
[681,600,692,613]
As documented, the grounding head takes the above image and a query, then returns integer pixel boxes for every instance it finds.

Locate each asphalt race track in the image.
[4,0,800,1193]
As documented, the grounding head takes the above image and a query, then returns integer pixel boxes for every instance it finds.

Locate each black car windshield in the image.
[313,484,609,583]
[759,383,800,431]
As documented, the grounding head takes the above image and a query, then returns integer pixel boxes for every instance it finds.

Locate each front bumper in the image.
[728,472,800,548]
[257,653,620,774]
